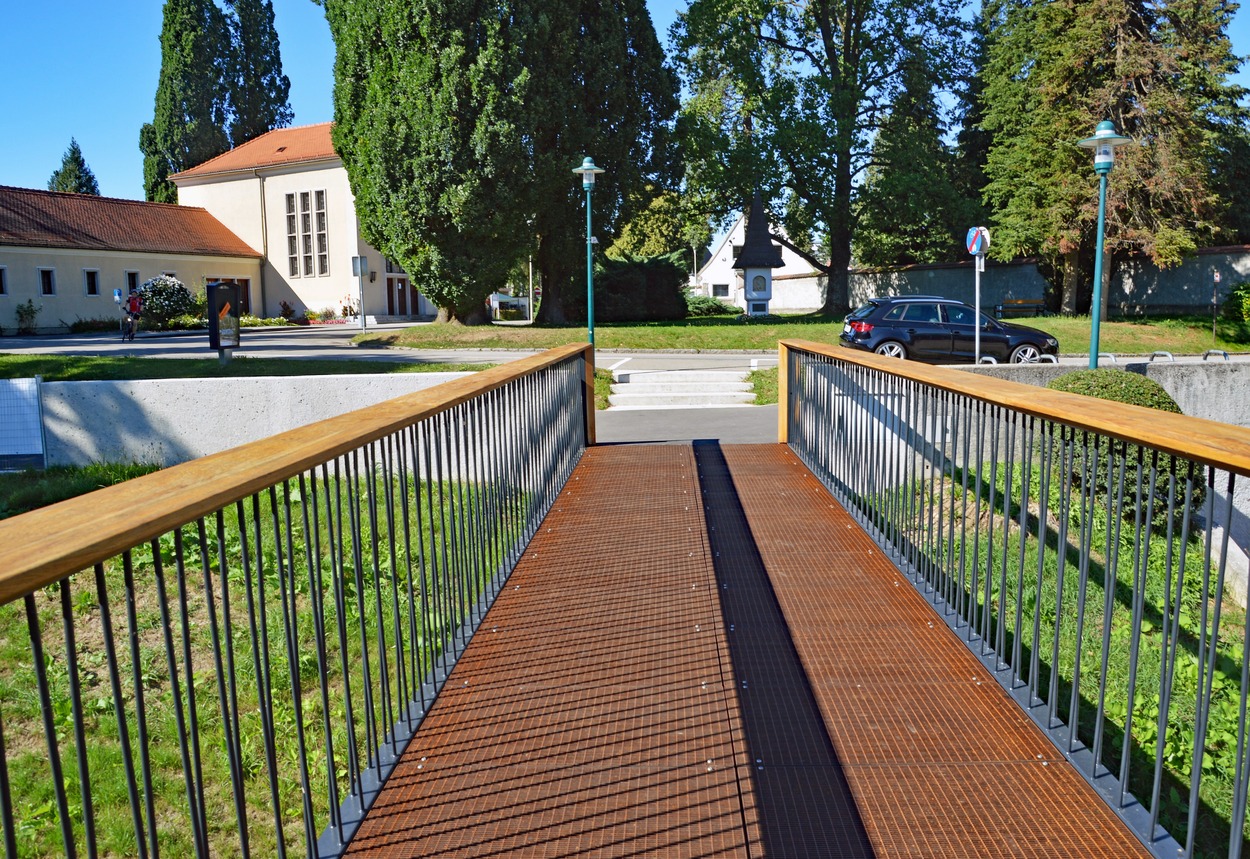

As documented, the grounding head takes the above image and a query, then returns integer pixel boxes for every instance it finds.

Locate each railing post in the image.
[583,345,597,446]
[777,341,790,444]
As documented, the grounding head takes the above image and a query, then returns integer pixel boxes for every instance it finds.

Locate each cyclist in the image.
[123,288,143,341]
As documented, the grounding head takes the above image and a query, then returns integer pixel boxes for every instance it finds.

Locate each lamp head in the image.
[572,156,605,190]
[1077,120,1132,175]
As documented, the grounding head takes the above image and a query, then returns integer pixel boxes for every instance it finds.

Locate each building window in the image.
[285,193,299,277]
[83,270,100,296]
[386,258,407,274]
[315,189,329,275]
[125,271,140,293]
[731,244,743,261]
[39,269,56,296]
[712,283,729,298]
[0,267,7,295]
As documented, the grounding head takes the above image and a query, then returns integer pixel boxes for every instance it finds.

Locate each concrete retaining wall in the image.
[41,372,471,467]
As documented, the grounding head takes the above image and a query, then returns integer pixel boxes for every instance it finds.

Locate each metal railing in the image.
[779,339,1250,859]
[0,344,594,858]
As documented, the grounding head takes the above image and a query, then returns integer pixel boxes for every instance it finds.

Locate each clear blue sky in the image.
[1,0,1246,201]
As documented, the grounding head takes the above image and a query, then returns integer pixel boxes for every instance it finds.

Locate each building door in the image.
[388,276,409,316]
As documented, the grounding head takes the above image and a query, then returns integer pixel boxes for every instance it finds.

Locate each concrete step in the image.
[608,391,757,409]
[610,381,753,395]
[607,368,756,409]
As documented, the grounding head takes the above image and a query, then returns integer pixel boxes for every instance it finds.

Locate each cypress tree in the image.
[143,0,232,202]
[47,139,101,195]
[226,0,293,146]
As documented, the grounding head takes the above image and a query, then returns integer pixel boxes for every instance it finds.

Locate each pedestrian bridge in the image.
[1,342,1248,858]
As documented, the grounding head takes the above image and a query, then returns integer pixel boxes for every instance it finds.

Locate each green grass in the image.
[353,312,1250,356]
[0,354,491,381]
[0,463,162,518]
[749,367,779,405]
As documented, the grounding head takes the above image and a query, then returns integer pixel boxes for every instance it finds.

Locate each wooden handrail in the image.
[0,344,591,605]
[779,339,1250,476]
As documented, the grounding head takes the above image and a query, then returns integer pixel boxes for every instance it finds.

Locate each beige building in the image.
[172,122,435,320]
[0,186,261,334]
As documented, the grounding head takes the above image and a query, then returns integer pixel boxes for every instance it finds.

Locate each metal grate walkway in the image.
[344,443,1151,858]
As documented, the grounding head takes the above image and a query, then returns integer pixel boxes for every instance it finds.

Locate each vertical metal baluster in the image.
[923,386,940,590]
[995,409,1017,667]
[59,579,96,857]
[1230,474,1250,859]
[345,451,379,772]
[26,591,78,858]
[407,425,434,715]
[395,426,420,725]
[1149,463,1184,835]
[195,518,249,857]
[1092,442,1127,774]
[381,434,408,748]
[0,699,16,858]
[147,545,206,859]
[1118,448,1156,806]
[936,389,953,612]
[450,409,472,651]
[433,412,457,673]
[982,406,1000,651]
[957,397,972,631]
[1048,428,1076,727]
[325,461,364,814]
[94,561,146,859]
[235,497,286,858]
[1028,419,1054,704]
[1068,431,1100,754]
[299,473,340,839]
[121,553,159,858]
[970,400,986,642]
[1011,415,1034,685]
[1186,470,1233,854]
[423,421,450,682]
[363,444,396,753]
[172,531,210,848]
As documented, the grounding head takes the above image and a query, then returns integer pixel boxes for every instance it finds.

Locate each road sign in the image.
[966,226,991,256]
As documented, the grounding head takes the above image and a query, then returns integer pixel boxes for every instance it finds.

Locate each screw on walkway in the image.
[344,443,1151,858]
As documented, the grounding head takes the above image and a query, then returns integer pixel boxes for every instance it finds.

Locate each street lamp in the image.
[572,156,605,346]
[1077,119,1132,369]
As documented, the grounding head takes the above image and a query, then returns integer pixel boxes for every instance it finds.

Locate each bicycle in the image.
[121,311,139,342]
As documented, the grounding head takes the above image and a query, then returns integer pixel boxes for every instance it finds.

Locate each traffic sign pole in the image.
[966,227,991,363]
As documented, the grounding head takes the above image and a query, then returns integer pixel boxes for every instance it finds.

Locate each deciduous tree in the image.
[47,139,100,195]
[674,0,968,314]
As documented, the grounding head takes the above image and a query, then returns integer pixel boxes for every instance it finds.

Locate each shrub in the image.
[167,314,208,330]
[686,292,740,317]
[69,317,120,334]
[15,300,41,335]
[1224,281,1250,321]
[583,252,688,323]
[1047,369,1203,533]
[139,276,194,326]
[320,306,339,320]
[279,300,297,319]
[304,309,323,322]
[239,315,293,327]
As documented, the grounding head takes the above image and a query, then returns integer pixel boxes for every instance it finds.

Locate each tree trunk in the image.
[818,145,854,317]
[1061,250,1079,314]
[534,233,570,325]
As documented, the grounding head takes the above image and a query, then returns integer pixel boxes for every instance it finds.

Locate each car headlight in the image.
[1045,337,1058,347]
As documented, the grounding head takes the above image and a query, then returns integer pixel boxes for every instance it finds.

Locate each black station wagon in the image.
[838,296,1059,364]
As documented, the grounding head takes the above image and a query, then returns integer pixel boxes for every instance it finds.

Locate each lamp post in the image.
[572,157,605,346]
[1076,120,1132,369]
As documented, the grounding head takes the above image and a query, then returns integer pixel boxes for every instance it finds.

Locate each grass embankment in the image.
[357,313,1250,356]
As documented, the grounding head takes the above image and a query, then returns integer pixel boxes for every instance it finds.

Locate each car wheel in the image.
[874,341,907,359]
[1010,343,1042,363]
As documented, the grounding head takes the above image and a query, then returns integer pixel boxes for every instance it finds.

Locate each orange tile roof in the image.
[171,122,338,180]
[0,186,261,258]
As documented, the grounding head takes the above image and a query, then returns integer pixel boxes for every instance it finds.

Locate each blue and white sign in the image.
[966,226,991,256]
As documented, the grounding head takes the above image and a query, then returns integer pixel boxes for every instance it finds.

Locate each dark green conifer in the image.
[47,139,101,195]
